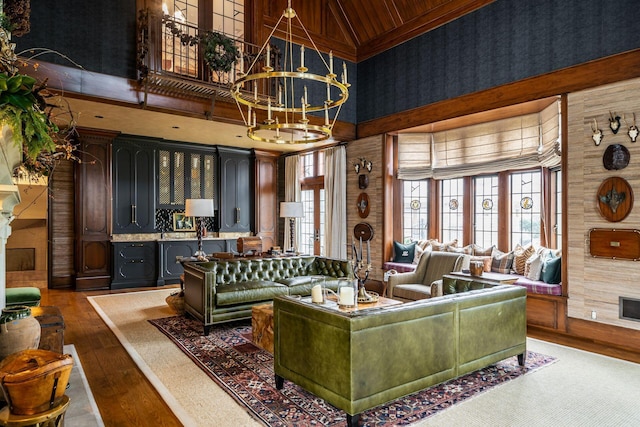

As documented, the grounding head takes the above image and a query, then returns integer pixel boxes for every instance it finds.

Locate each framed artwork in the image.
[173,213,195,231]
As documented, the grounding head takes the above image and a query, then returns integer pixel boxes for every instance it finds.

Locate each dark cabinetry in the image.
[75,129,114,290]
[157,147,216,209]
[217,147,253,233]
[157,238,236,285]
[111,241,157,288]
[112,136,156,233]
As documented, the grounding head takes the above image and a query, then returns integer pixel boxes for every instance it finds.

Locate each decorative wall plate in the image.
[603,143,630,170]
[597,177,633,222]
[353,222,374,241]
[358,174,369,189]
[356,193,370,218]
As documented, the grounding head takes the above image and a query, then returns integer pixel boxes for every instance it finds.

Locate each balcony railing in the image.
[137,8,275,109]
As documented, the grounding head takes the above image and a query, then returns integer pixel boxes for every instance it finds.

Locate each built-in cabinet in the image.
[112,136,156,233]
[157,238,237,285]
[157,145,216,209]
[111,241,157,289]
[218,147,253,233]
[74,129,114,290]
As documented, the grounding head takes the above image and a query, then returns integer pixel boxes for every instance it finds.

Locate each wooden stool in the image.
[251,303,274,354]
[0,395,69,427]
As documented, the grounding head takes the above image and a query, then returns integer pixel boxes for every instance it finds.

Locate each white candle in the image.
[266,43,271,68]
[301,97,306,120]
[304,86,308,105]
[267,99,272,121]
[343,62,347,84]
[278,85,282,105]
[339,286,354,306]
[254,84,258,101]
[300,44,305,68]
[326,82,331,102]
[324,102,329,126]
[329,50,333,74]
[311,284,323,303]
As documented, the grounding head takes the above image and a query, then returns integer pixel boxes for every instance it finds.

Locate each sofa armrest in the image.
[430,279,443,298]
[387,270,422,298]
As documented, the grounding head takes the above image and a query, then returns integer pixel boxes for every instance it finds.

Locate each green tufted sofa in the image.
[182,256,353,334]
[273,282,526,427]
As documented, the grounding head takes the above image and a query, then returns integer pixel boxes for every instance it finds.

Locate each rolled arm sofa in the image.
[273,283,527,426]
[388,251,467,301]
[183,256,352,334]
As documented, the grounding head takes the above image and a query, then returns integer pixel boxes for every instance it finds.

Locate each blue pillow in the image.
[541,254,561,284]
[393,241,416,264]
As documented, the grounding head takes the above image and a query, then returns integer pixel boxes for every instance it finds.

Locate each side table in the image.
[0,395,69,427]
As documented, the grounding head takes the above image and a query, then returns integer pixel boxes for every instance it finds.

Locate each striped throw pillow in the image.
[513,244,535,275]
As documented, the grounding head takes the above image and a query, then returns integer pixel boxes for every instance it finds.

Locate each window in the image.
[510,170,542,247]
[474,175,499,248]
[161,1,244,79]
[440,178,464,243]
[299,151,325,256]
[553,169,562,249]
[402,180,429,243]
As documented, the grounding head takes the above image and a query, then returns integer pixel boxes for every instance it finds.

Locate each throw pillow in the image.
[393,241,416,264]
[413,243,426,264]
[429,239,458,251]
[525,253,544,281]
[513,243,535,275]
[541,254,562,284]
[469,255,492,272]
[471,244,495,257]
[491,250,515,274]
[446,244,473,255]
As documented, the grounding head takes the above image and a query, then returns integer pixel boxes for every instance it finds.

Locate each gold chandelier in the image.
[230,0,350,144]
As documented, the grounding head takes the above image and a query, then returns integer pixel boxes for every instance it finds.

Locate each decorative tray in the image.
[358,291,379,304]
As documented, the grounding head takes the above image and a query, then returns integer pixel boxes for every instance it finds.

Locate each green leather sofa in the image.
[183,256,352,334]
[273,282,527,427]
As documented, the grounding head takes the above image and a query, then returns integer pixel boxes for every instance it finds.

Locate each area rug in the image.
[149,315,556,427]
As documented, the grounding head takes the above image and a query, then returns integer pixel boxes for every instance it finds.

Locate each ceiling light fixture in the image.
[230,0,349,144]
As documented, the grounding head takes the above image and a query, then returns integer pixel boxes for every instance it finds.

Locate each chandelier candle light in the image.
[230,0,350,144]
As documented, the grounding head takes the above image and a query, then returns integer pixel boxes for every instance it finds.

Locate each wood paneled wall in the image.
[346,136,385,282]
[48,159,75,288]
[567,77,640,332]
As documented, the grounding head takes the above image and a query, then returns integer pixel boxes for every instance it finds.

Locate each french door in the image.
[300,186,325,256]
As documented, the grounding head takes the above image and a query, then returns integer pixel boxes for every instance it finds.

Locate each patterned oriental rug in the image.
[149,315,556,427]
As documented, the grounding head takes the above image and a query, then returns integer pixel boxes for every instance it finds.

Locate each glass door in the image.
[300,187,325,255]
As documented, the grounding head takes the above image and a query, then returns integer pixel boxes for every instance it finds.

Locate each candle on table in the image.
[311,284,323,303]
[339,286,354,306]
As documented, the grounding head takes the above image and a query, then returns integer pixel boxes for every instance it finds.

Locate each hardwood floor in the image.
[36,285,640,427]
[40,286,182,427]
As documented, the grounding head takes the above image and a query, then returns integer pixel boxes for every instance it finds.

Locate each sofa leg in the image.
[518,352,526,366]
[203,324,211,336]
[347,413,360,427]
[275,375,284,390]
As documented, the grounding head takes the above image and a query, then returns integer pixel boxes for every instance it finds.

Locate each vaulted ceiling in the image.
[257,0,495,62]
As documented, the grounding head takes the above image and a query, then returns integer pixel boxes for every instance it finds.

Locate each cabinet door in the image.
[158,240,197,285]
[218,148,253,232]
[113,139,156,233]
[112,242,157,288]
[158,150,186,208]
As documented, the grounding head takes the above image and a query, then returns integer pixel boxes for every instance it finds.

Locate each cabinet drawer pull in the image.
[236,207,241,223]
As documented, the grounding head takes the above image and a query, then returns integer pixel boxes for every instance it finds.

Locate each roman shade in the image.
[397,101,561,180]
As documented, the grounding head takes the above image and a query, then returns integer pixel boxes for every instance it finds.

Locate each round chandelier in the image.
[230,0,350,144]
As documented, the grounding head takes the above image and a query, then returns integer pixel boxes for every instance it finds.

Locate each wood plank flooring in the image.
[37,285,640,426]
[40,286,182,427]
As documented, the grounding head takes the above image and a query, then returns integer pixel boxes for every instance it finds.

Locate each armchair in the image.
[388,251,467,301]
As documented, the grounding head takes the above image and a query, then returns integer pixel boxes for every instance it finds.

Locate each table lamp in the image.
[185,198,214,258]
[280,201,303,252]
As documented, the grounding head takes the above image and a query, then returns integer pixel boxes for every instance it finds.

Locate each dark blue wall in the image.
[357,0,640,123]
[15,0,137,79]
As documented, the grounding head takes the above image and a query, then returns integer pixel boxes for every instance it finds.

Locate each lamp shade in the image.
[280,202,304,218]
[185,199,214,217]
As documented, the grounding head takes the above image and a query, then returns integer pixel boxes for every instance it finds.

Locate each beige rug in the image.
[89,289,640,427]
